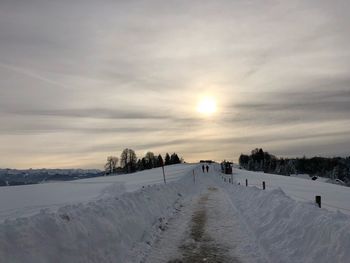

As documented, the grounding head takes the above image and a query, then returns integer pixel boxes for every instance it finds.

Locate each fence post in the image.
[262,181,266,190]
[315,196,321,208]
[162,165,166,184]
[245,179,248,187]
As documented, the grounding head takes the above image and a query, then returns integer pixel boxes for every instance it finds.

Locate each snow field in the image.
[0,164,197,221]
[214,172,350,263]
[0,165,201,263]
[1,163,350,263]
[232,168,350,215]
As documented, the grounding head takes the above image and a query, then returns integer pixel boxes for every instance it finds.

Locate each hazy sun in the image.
[196,97,217,116]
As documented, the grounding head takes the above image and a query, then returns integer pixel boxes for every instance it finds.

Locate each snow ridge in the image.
[0,168,199,263]
[217,177,350,263]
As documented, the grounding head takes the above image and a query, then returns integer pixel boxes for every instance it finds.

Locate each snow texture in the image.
[232,168,350,215]
[217,170,350,263]
[0,165,199,263]
[0,164,196,221]
[0,164,350,263]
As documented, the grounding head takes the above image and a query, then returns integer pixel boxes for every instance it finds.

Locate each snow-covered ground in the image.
[231,168,350,215]
[144,179,271,263]
[0,164,197,221]
[215,173,350,263]
[0,163,350,262]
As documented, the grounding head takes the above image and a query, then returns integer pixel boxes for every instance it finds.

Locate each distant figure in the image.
[202,165,205,173]
[206,165,209,173]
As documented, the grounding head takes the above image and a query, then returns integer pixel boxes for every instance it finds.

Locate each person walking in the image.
[206,165,209,173]
[202,165,205,173]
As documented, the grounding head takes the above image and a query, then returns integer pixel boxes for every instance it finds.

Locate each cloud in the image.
[5,108,170,120]
[225,85,350,126]
[0,0,350,168]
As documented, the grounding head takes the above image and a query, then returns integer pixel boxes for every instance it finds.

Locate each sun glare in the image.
[196,97,217,116]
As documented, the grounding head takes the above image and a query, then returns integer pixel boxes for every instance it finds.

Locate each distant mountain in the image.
[0,168,104,186]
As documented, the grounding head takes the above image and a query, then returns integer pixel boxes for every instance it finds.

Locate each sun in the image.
[196,97,217,116]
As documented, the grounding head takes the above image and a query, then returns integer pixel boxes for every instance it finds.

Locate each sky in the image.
[1,0,350,169]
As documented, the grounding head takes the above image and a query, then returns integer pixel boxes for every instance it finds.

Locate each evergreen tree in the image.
[157,154,164,167]
[239,154,249,168]
[145,152,155,169]
[165,153,171,165]
[170,153,180,164]
[137,159,144,171]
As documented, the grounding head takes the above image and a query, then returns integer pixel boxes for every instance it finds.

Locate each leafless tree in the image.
[120,148,137,173]
[105,156,119,175]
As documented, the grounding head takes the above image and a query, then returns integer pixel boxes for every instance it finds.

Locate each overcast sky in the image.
[1,0,350,169]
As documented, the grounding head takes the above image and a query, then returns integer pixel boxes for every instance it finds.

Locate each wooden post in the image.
[245,179,248,187]
[262,181,266,190]
[315,196,321,208]
[162,165,166,184]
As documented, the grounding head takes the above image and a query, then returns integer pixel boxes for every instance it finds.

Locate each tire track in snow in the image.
[145,187,240,263]
[145,172,270,263]
[171,189,238,263]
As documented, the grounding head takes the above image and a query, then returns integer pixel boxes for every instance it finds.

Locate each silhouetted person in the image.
[206,165,209,173]
[202,165,205,173]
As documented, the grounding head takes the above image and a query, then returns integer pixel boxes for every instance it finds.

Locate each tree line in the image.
[105,148,183,175]
[239,148,350,185]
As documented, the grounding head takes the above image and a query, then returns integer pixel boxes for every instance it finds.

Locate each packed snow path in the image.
[144,170,270,263]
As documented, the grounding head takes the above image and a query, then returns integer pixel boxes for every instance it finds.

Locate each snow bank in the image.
[233,168,350,215]
[0,167,201,263]
[220,180,350,263]
[0,164,197,221]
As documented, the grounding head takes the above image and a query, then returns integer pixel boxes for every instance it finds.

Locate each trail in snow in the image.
[1,164,350,262]
[144,170,269,263]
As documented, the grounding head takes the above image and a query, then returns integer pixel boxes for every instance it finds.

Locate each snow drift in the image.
[217,176,350,263]
[0,167,200,263]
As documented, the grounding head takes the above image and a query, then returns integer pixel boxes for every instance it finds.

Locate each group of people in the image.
[202,164,210,173]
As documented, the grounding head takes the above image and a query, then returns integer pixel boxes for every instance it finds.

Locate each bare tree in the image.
[105,156,119,175]
[120,148,137,173]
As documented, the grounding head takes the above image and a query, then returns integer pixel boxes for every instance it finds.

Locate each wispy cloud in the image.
[0,0,350,168]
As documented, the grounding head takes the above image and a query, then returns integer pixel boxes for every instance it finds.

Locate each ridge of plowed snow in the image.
[0,164,197,221]
[216,172,350,263]
[0,165,201,263]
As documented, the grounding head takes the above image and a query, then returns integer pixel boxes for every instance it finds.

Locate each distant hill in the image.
[0,168,103,186]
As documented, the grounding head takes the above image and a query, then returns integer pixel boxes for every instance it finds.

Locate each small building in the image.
[221,161,232,174]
